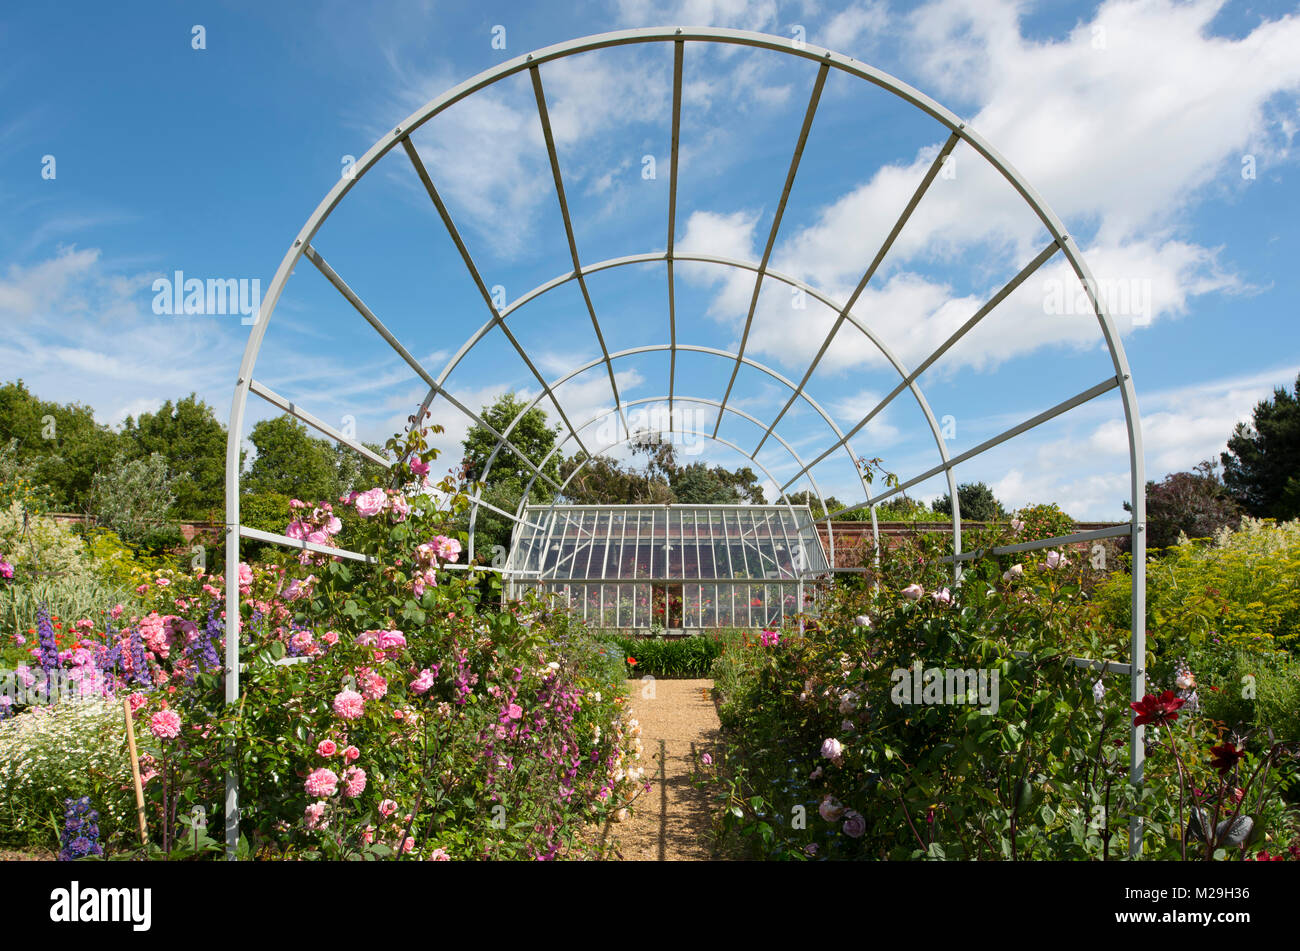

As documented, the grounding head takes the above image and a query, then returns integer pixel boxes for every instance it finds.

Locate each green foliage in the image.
[0,380,123,511]
[1013,502,1075,542]
[0,438,57,514]
[87,451,176,546]
[931,482,1006,522]
[461,393,561,490]
[1222,374,1300,520]
[120,394,229,520]
[603,633,725,678]
[670,461,765,505]
[0,699,136,848]
[709,529,1297,860]
[1096,517,1300,658]
[244,416,341,502]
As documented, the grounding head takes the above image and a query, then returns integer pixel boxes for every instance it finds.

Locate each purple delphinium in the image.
[199,607,222,670]
[58,797,104,861]
[125,625,153,688]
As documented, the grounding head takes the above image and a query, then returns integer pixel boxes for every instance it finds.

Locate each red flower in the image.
[626,657,637,666]
[1130,690,1186,727]
[1208,743,1246,776]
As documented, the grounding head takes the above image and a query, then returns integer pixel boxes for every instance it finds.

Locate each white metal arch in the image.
[224,26,1147,859]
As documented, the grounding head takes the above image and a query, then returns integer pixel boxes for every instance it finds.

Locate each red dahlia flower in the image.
[1208,742,1246,776]
[1130,690,1186,727]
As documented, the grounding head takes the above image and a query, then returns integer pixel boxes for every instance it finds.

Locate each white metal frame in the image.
[224,27,1147,859]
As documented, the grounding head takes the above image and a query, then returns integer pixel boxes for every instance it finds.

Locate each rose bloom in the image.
[841,810,866,839]
[353,487,387,518]
[819,796,845,822]
[410,669,435,694]
[322,630,340,646]
[854,615,871,628]
[316,740,338,757]
[389,494,411,522]
[427,847,450,861]
[432,535,461,563]
[304,802,327,830]
[820,737,843,760]
[333,689,366,720]
[1002,563,1024,582]
[361,671,388,701]
[304,768,339,797]
[342,745,360,764]
[342,766,367,798]
[1043,550,1068,570]
[931,587,953,606]
[128,692,148,713]
[150,710,182,740]
[902,583,924,600]
[379,799,399,818]
[377,630,406,650]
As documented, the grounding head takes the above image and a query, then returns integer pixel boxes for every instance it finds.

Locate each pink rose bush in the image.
[0,420,642,861]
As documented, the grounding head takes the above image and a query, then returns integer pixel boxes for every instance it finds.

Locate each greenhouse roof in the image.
[504,504,830,583]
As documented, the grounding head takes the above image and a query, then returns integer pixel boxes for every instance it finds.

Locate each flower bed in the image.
[710,524,1300,860]
[0,424,645,859]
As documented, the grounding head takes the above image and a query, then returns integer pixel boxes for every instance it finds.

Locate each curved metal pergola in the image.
[223,27,1148,857]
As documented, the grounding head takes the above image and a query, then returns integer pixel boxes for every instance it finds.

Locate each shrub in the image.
[603,633,724,678]
[0,697,135,848]
[710,527,1298,860]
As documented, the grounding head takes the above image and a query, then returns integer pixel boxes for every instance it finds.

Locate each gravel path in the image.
[606,678,725,861]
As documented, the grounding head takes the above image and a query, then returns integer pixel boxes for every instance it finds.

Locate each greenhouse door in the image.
[653,583,684,629]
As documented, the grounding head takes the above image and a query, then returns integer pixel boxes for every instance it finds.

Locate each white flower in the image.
[1002,563,1024,582]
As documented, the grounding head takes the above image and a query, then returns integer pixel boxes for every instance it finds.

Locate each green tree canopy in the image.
[1221,374,1300,520]
[121,393,229,519]
[0,380,122,510]
[244,416,342,503]
[931,482,1007,522]
[461,393,561,492]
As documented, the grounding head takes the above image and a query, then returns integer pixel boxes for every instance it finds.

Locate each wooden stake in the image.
[122,697,148,847]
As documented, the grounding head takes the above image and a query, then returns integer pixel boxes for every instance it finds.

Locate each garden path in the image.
[606,678,724,861]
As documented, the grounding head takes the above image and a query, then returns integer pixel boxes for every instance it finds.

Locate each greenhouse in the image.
[503,504,830,630]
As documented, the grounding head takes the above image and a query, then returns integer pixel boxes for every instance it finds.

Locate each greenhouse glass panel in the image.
[503,504,828,631]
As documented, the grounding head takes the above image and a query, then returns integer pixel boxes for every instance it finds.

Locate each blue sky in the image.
[2,0,1298,521]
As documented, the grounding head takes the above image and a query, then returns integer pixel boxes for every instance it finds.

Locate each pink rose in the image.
[902,583,924,600]
[377,630,406,650]
[333,689,365,720]
[128,692,148,713]
[427,848,450,861]
[389,494,410,522]
[361,670,388,701]
[432,535,461,563]
[841,810,866,838]
[322,630,340,646]
[819,795,845,822]
[353,487,387,518]
[342,745,360,764]
[304,802,327,830]
[150,709,182,740]
[379,799,398,818]
[410,669,435,694]
[931,587,953,606]
[316,740,338,757]
[820,737,843,760]
[342,766,367,798]
[304,768,339,797]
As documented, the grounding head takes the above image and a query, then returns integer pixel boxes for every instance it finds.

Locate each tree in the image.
[669,461,766,504]
[1129,461,1242,550]
[0,380,122,510]
[1221,374,1300,520]
[121,393,229,519]
[244,416,341,502]
[931,482,1006,522]
[87,451,176,546]
[461,393,561,491]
